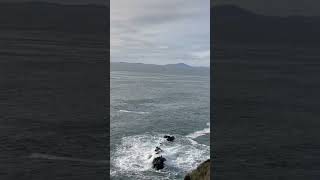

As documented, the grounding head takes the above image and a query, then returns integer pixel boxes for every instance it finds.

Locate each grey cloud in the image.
[111,0,210,67]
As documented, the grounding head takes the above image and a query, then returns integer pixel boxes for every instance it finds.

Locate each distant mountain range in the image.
[111,62,209,76]
[213,5,320,44]
[0,2,108,34]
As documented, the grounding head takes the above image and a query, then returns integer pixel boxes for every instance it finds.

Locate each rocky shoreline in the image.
[148,135,210,179]
[184,159,210,180]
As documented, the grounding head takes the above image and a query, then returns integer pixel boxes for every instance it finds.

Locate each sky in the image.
[111,0,210,67]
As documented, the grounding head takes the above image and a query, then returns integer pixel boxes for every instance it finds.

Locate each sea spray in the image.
[111,131,209,179]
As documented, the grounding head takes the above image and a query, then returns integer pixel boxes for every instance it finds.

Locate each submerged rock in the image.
[184,159,210,180]
[155,146,163,154]
[164,135,175,142]
[152,156,166,170]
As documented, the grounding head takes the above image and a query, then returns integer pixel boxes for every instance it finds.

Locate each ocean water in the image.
[110,70,210,180]
[0,29,108,179]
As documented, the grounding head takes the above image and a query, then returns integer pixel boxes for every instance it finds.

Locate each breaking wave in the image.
[186,122,210,139]
[119,110,149,114]
[111,127,210,179]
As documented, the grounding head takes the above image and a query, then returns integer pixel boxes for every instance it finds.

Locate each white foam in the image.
[111,133,209,179]
[186,122,210,139]
[119,110,149,114]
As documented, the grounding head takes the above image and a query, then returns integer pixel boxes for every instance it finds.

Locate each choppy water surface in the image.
[110,70,210,179]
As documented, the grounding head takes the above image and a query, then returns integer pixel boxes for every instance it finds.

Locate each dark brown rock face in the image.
[185,159,210,180]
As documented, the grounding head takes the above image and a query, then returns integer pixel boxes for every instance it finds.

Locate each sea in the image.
[110,70,210,179]
[0,29,108,179]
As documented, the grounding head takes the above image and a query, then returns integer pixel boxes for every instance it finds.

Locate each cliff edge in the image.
[184,159,210,180]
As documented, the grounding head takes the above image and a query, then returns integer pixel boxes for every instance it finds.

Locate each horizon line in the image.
[110,61,210,68]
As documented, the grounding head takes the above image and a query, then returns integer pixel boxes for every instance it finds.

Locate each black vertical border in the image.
[106,1,111,179]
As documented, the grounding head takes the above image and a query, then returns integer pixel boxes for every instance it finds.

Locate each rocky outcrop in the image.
[152,156,166,170]
[184,159,210,180]
[151,135,175,170]
[164,135,175,142]
[155,146,163,154]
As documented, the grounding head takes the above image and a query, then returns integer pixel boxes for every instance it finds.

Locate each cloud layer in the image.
[111,0,210,67]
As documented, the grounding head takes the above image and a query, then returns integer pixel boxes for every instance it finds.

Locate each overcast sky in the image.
[111,0,210,67]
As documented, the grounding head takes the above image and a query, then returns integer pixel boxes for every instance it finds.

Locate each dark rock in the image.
[152,156,166,170]
[164,135,175,142]
[185,159,210,180]
[155,146,163,154]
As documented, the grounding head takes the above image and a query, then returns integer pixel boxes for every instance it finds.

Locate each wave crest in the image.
[186,122,210,139]
[111,133,209,179]
[119,110,149,114]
